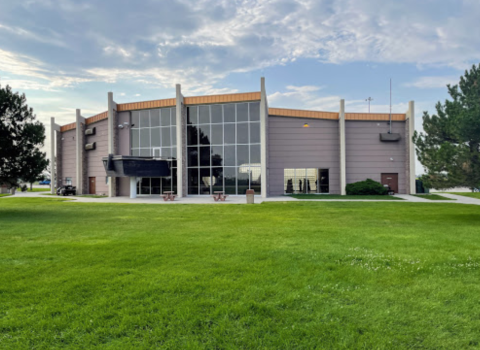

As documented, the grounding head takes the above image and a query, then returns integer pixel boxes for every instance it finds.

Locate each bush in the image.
[345,179,388,195]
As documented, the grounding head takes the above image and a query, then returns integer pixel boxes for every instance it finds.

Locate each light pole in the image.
[365,97,373,113]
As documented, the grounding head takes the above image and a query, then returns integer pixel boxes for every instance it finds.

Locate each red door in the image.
[381,173,399,193]
[89,177,96,194]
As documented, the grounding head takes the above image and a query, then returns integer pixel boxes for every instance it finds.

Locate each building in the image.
[50,78,415,198]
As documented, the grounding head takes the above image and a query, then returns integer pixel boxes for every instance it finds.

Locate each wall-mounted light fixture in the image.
[303,123,310,128]
[118,122,133,129]
[390,157,394,161]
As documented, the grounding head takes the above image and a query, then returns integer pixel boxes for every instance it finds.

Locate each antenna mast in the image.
[389,79,392,134]
[365,97,373,113]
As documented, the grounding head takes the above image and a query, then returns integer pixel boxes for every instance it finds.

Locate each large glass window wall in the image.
[284,168,329,194]
[131,107,177,195]
[187,102,261,195]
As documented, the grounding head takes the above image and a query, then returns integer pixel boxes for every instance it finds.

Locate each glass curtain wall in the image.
[284,168,329,194]
[130,108,177,195]
[187,102,261,195]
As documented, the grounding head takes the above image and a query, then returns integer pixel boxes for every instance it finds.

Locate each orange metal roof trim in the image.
[117,98,176,112]
[269,108,339,120]
[184,92,261,105]
[60,122,76,132]
[86,111,108,125]
[345,113,406,121]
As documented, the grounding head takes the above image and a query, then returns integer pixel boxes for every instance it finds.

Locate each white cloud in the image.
[404,76,459,89]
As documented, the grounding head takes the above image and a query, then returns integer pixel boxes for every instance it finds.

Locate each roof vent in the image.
[85,127,96,136]
[85,142,96,151]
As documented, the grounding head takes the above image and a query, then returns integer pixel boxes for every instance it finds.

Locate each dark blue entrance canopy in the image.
[102,155,171,177]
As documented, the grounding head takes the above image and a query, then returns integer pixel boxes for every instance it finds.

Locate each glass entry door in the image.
[153,147,161,158]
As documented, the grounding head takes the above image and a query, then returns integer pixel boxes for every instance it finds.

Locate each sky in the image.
[1,0,479,173]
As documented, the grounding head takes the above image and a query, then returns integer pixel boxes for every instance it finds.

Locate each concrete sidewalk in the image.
[3,191,480,206]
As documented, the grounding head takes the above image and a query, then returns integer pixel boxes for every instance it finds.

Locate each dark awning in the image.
[102,154,171,177]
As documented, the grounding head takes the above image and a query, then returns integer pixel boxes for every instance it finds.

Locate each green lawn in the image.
[413,194,455,200]
[0,193,11,197]
[288,194,403,200]
[1,198,480,349]
[447,192,480,199]
[16,187,50,192]
[76,194,108,198]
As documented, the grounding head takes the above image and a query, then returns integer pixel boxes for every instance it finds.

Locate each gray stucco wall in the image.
[86,119,108,195]
[268,116,340,195]
[345,120,407,193]
[117,111,131,156]
[61,129,76,186]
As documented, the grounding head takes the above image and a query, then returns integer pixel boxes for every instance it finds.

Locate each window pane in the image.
[224,145,235,166]
[250,122,260,143]
[224,124,235,144]
[187,125,198,146]
[199,105,210,124]
[211,124,223,145]
[284,169,295,194]
[320,169,329,193]
[161,109,171,126]
[211,146,223,167]
[132,111,140,128]
[140,128,150,147]
[237,123,248,144]
[163,147,172,159]
[212,167,223,192]
[224,104,235,123]
[211,105,222,123]
[172,126,177,144]
[250,167,261,194]
[151,109,160,127]
[237,103,248,122]
[140,149,150,156]
[199,168,211,194]
[250,144,260,164]
[200,146,210,167]
[171,168,178,193]
[161,127,171,147]
[188,106,198,125]
[188,168,199,195]
[224,167,236,194]
[132,149,140,156]
[237,167,250,194]
[131,129,139,148]
[140,178,150,194]
[249,102,260,121]
[140,110,150,128]
[188,147,198,167]
[171,108,177,125]
[171,147,177,160]
[162,176,172,193]
[151,178,161,194]
[199,124,211,145]
[151,127,160,147]
[237,145,249,166]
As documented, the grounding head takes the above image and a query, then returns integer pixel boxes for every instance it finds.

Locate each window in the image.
[186,102,261,195]
[284,169,329,194]
[65,177,72,185]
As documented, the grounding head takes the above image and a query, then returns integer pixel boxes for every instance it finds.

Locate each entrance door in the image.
[89,177,96,194]
[381,173,398,193]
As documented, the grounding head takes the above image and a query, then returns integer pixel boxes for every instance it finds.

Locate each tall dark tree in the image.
[413,65,480,191]
[22,150,49,190]
[0,85,48,191]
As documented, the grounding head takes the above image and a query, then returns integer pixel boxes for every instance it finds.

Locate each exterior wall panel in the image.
[345,121,407,193]
[61,129,76,186]
[86,119,108,194]
[268,116,340,195]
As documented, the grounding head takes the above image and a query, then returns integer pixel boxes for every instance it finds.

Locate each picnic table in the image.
[161,191,176,201]
[212,191,229,202]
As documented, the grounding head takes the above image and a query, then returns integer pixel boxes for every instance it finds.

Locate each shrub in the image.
[345,179,388,195]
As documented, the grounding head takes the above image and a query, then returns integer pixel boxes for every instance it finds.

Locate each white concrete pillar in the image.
[50,117,56,194]
[130,177,137,199]
[175,84,184,197]
[260,77,268,198]
[339,99,346,195]
[75,109,85,194]
[407,101,416,194]
[107,92,116,197]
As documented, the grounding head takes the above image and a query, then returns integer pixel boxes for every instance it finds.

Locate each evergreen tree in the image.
[413,65,480,191]
[0,85,48,191]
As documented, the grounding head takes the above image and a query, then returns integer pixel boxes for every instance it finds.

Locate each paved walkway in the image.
[3,191,480,206]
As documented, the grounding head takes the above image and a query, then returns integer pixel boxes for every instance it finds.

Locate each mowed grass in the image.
[0,194,11,197]
[1,198,480,349]
[448,192,480,199]
[288,194,403,200]
[413,194,455,200]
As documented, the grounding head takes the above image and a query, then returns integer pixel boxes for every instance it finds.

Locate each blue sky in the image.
[1,0,479,171]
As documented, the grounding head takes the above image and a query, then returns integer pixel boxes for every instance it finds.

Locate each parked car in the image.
[56,185,76,196]
[39,180,51,185]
